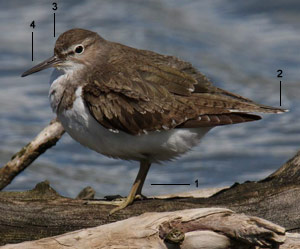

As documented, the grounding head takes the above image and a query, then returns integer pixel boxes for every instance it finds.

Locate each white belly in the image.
[57,87,211,163]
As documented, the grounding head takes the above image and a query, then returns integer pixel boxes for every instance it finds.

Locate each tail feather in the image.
[228,103,288,114]
[178,113,262,128]
[192,92,288,114]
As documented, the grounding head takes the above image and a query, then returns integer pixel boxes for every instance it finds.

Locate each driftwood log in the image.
[1,208,287,249]
[0,119,64,190]
[1,120,300,247]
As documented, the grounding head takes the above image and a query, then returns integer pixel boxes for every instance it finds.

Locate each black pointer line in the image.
[280,80,282,106]
[151,184,190,186]
[31,31,33,61]
[54,13,56,37]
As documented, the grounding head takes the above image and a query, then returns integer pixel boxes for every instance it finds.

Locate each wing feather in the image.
[82,43,284,135]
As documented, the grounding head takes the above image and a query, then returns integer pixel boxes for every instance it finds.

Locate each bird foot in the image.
[109,194,148,215]
[109,196,134,215]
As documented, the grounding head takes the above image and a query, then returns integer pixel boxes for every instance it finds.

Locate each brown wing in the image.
[82,43,285,135]
[83,68,194,135]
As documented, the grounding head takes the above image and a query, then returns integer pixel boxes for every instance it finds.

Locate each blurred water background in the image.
[0,0,299,198]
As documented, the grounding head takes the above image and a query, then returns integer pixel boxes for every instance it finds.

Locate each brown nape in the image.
[177,113,261,128]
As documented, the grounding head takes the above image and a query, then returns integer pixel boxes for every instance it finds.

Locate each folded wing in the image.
[82,45,285,135]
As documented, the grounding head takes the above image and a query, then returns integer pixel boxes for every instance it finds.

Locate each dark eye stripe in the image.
[67,51,75,56]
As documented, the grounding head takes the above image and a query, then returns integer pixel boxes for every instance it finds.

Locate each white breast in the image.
[55,85,211,163]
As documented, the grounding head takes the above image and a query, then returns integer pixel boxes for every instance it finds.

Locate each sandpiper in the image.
[22,28,285,214]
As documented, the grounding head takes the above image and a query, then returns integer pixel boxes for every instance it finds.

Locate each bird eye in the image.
[74,45,84,54]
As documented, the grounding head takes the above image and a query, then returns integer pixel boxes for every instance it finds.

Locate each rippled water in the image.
[0,0,299,198]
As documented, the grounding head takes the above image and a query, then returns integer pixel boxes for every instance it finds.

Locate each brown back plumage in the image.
[81,39,285,135]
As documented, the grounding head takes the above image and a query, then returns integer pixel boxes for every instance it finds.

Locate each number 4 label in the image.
[30,20,35,29]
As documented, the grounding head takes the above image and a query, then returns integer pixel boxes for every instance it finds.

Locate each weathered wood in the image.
[0,208,285,249]
[198,150,300,232]
[0,149,300,245]
[0,147,299,246]
[1,121,300,246]
[0,153,300,245]
[283,233,300,249]
[0,119,65,190]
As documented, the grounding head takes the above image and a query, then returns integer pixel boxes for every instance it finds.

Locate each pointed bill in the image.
[21,55,62,77]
